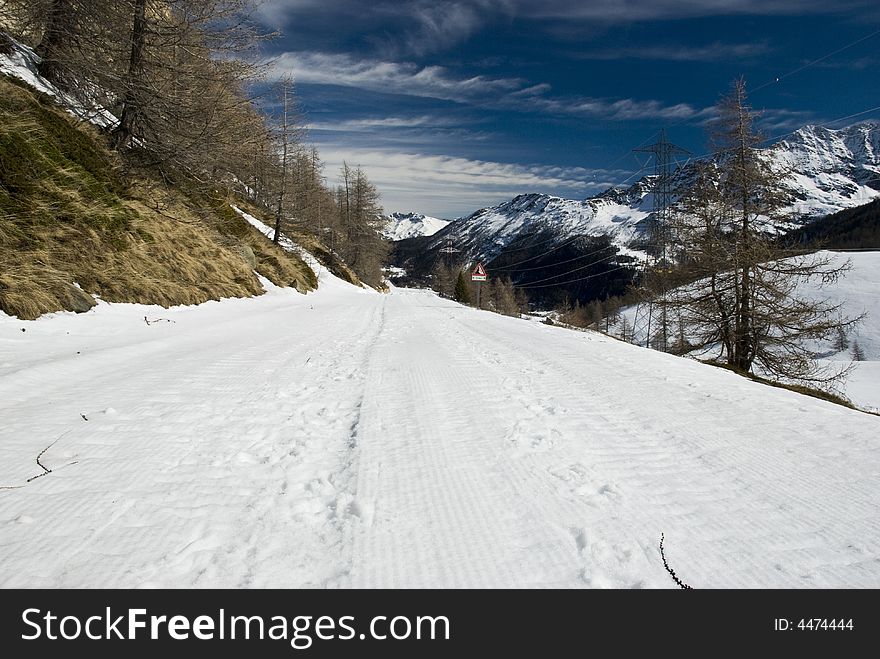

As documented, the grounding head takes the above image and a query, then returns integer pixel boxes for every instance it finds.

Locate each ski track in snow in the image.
[1,282,879,588]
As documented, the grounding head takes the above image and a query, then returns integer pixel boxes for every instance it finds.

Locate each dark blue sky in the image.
[257,1,880,218]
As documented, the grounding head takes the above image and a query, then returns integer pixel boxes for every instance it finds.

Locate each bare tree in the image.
[334,164,387,286]
[272,77,298,243]
[112,0,147,150]
[670,79,862,386]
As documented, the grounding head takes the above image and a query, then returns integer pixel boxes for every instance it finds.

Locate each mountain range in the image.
[405,121,880,266]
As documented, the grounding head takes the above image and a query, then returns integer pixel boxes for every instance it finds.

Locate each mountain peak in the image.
[383,212,450,241]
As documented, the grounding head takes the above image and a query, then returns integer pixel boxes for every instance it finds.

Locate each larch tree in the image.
[333,163,387,287]
[670,79,862,386]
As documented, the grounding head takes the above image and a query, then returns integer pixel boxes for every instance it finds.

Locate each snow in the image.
[0,35,117,129]
[436,192,650,265]
[383,212,450,240]
[801,251,880,412]
[2,278,880,588]
[613,250,880,412]
[231,204,361,289]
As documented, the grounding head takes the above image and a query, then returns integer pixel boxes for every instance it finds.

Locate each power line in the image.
[512,252,621,287]
[515,107,880,293]
[599,29,880,191]
[488,234,583,270]
[493,242,617,273]
[681,103,880,166]
[514,265,631,289]
[751,28,880,94]
[494,230,579,254]
[513,106,880,294]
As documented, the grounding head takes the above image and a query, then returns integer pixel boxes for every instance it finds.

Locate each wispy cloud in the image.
[754,108,819,134]
[258,1,875,55]
[572,42,774,62]
[307,115,467,132]
[510,0,874,22]
[393,1,489,57]
[268,51,523,101]
[510,92,711,122]
[270,51,712,122]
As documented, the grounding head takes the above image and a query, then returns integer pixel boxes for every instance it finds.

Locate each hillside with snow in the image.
[383,212,450,240]
[419,122,880,267]
[610,250,880,413]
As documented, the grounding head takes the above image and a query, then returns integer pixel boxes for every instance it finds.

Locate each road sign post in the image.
[471,263,488,309]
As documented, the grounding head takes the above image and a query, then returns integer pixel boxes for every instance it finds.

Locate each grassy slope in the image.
[0,76,316,319]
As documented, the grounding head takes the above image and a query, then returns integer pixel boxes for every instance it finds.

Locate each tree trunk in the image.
[112,0,148,151]
[735,95,753,372]
[274,84,290,244]
[36,0,75,87]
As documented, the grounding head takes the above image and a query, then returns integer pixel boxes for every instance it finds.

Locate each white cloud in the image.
[400,2,485,56]
[270,51,713,122]
[307,115,466,132]
[315,147,625,218]
[510,0,872,21]
[258,0,872,35]
[269,51,523,101]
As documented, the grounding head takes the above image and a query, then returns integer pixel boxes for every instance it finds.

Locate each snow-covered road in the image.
[2,277,879,588]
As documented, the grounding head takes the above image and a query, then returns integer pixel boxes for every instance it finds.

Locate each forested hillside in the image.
[784,199,880,250]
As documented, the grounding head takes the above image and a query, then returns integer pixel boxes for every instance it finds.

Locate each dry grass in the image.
[0,76,316,319]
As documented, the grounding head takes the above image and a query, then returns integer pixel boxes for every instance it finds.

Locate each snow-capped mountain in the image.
[383,212,450,240]
[426,121,880,265]
[769,122,880,217]
[425,186,652,264]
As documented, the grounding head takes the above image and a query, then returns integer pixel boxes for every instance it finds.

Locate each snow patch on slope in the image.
[231,205,366,290]
[0,34,117,128]
[432,190,651,264]
[769,123,880,218]
[434,123,880,266]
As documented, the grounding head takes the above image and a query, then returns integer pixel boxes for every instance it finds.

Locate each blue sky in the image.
[256,1,880,219]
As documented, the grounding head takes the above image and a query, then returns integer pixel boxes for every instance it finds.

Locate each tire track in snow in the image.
[0,291,387,587]
[346,294,591,587]
[435,301,880,587]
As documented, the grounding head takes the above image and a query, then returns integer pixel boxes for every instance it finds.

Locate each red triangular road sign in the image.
[472,263,487,277]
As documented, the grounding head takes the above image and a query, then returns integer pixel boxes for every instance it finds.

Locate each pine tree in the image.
[454,270,472,305]
[833,326,849,352]
[851,340,866,362]
[431,261,453,297]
